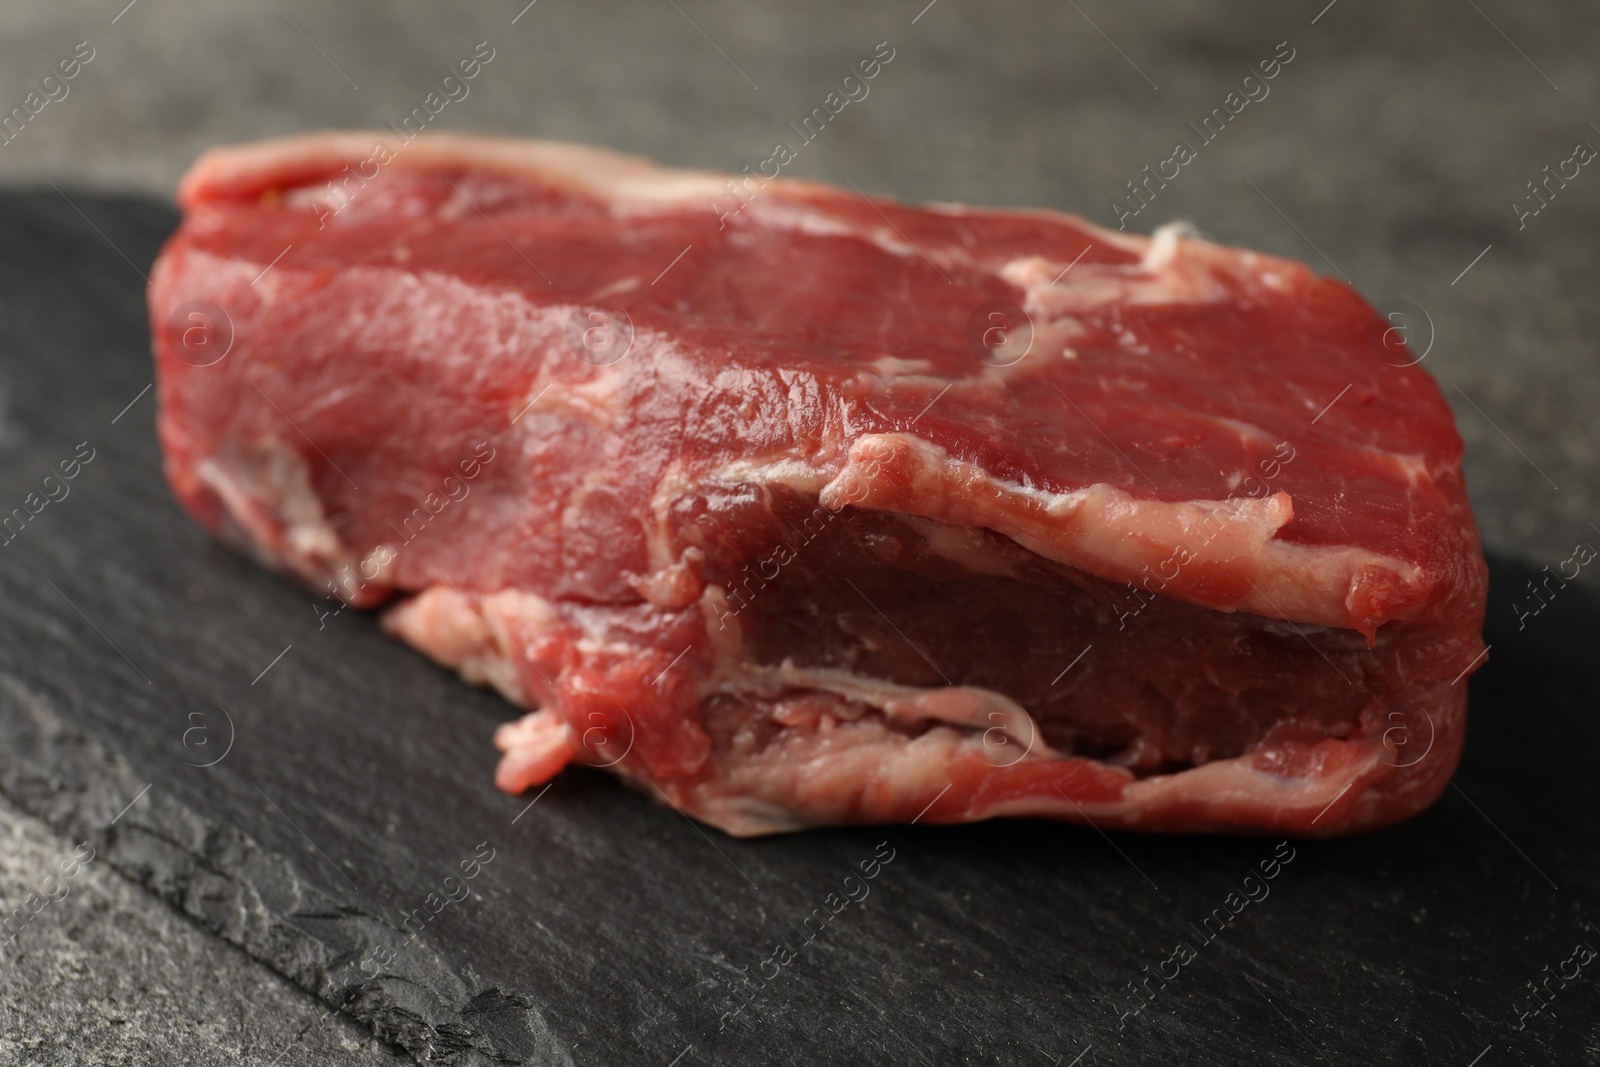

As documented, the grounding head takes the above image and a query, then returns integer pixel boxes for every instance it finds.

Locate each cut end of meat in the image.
[493,710,578,794]
[148,131,1489,839]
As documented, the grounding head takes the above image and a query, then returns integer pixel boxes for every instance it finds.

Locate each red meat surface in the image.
[148,132,1487,836]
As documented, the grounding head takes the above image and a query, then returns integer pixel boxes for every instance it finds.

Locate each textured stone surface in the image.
[0,792,401,1066]
[0,1,1596,1065]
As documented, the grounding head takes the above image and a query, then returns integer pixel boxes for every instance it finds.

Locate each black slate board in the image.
[0,190,1595,1067]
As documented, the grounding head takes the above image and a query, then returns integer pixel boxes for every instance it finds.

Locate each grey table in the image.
[1,1,1596,1064]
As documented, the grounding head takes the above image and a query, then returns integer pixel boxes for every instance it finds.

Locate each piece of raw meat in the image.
[148,132,1487,837]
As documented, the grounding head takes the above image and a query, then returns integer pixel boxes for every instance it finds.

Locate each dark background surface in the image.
[0,2,1597,1064]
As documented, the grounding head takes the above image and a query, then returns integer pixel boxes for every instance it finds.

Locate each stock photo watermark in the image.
[1110,440,1296,630]
[709,40,897,229]
[0,40,96,152]
[1111,40,1297,230]
[0,441,97,550]
[1511,940,1594,1031]
[1509,534,1595,631]
[299,41,499,229]
[1111,841,1297,1032]
[714,840,898,1032]
[1511,134,1595,231]
[0,841,97,951]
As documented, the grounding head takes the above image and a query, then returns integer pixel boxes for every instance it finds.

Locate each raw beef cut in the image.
[148,132,1488,837]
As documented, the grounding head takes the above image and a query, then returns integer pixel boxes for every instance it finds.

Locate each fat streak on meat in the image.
[148,132,1488,836]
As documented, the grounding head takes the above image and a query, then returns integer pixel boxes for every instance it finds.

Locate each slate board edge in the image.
[0,671,573,1067]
